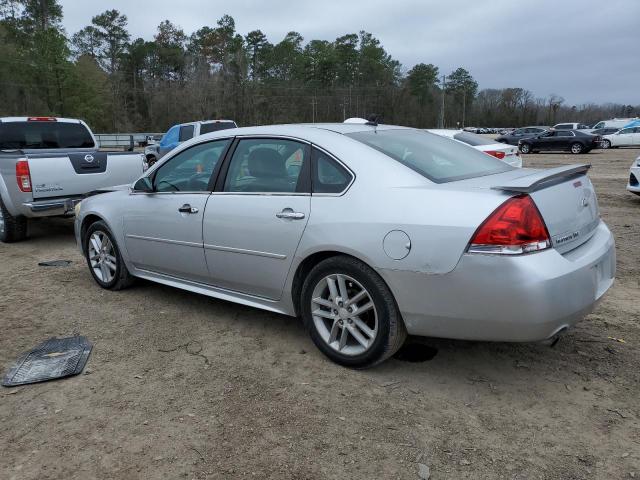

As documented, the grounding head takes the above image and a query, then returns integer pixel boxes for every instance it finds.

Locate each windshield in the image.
[452,131,495,146]
[346,129,513,183]
[0,121,95,150]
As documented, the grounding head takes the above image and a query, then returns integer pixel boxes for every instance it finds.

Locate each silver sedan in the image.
[75,123,616,367]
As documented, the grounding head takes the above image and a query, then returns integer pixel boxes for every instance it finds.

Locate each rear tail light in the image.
[27,116,56,121]
[468,195,550,255]
[16,159,32,192]
[485,150,506,159]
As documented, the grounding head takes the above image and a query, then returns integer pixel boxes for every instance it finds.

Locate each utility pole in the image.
[439,75,446,128]
[311,96,317,123]
[462,86,466,128]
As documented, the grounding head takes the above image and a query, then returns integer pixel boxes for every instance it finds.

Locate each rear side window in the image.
[346,129,512,184]
[179,125,195,142]
[556,131,574,137]
[200,122,237,135]
[312,148,353,194]
[0,121,94,149]
[452,132,494,146]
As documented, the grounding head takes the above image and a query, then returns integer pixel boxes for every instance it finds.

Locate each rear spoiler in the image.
[492,164,590,193]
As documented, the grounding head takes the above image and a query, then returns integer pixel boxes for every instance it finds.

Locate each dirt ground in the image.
[1,148,639,480]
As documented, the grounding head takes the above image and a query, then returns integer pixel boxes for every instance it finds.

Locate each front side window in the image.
[179,125,195,142]
[312,148,353,194]
[346,129,512,184]
[620,128,633,135]
[160,126,179,146]
[224,138,310,193]
[153,139,230,192]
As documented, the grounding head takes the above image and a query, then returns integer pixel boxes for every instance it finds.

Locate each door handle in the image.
[276,208,305,220]
[178,204,199,214]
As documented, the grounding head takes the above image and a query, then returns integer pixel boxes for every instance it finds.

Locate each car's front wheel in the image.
[301,256,406,368]
[84,221,133,290]
[519,143,531,154]
[570,142,584,154]
[601,139,611,149]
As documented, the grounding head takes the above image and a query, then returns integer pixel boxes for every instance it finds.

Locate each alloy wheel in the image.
[602,140,611,149]
[571,143,583,154]
[311,273,378,356]
[88,231,117,283]
[520,144,530,154]
[0,209,4,235]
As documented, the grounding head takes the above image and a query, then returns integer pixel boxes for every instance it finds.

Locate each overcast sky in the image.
[58,0,639,105]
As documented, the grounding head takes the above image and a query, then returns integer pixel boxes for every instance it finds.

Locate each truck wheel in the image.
[0,197,28,243]
[84,220,134,290]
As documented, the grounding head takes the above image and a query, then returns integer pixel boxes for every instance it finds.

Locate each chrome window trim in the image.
[130,191,212,196]
[210,192,310,197]
[310,144,356,197]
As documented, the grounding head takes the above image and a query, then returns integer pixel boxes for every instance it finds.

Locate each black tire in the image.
[146,155,157,167]
[300,256,407,368]
[0,196,28,243]
[84,220,134,290]
[519,143,531,154]
[601,139,611,149]
[570,142,584,154]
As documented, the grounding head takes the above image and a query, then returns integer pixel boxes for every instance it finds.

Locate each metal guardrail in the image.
[95,133,164,150]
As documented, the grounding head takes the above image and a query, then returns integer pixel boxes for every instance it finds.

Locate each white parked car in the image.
[601,127,640,149]
[628,155,640,195]
[426,129,522,167]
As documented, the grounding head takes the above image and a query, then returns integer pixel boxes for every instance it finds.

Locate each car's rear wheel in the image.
[601,139,611,149]
[84,221,133,290]
[519,143,531,154]
[301,256,406,368]
[570,142,584,154]
[0,197,27,243]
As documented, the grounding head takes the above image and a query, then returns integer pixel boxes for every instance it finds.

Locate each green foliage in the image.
[0,5,636,131]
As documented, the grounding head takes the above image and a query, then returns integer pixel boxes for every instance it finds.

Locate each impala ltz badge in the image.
[84,154,94,163]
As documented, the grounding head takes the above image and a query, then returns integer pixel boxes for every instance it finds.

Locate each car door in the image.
[202,137,311,300]
[122,138,231,283]
[534,131,555,150]
[633,127,640,145]
[554,131,575,150]
[615,128,635,146]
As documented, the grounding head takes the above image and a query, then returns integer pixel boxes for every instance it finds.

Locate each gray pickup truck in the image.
[0,116,147,242]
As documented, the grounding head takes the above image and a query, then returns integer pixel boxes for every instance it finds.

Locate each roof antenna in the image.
[366,113,382,132]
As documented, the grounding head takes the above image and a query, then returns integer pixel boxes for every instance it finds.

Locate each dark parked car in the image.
[591,127,619,136]
[496,126,549,145]
[518,130,601,154]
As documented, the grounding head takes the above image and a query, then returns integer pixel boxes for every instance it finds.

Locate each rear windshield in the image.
[200,122,237,135]
[0,121,95,149]
[346,129,513,183]
[452,131,494,146]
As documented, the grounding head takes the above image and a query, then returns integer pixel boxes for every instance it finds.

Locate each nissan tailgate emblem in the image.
[84,154,94,163]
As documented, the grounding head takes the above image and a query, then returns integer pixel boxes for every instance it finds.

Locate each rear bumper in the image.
[21,197,81,217]
[380,221,615,342]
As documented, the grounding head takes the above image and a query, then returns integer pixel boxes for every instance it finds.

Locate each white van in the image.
[592,118,639,130]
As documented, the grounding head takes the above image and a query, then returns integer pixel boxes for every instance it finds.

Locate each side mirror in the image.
[133,176,153,193]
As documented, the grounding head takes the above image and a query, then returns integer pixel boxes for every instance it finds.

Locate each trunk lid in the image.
[25,151,144,199]
[490,164,600,253]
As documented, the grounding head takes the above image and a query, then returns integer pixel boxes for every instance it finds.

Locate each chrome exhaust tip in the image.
[540,326,569,348]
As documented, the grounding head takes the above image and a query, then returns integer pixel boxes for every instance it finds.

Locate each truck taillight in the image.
[16,159,32,192]
[485,150,506,159]
[467,195,550,255]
